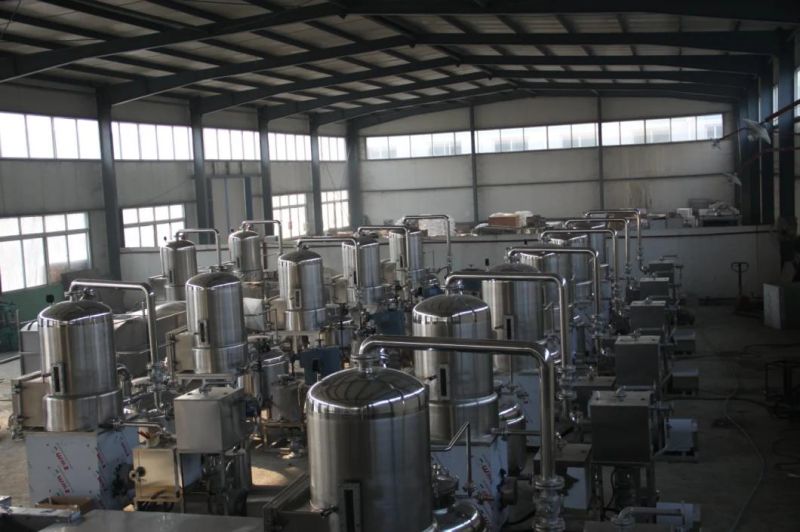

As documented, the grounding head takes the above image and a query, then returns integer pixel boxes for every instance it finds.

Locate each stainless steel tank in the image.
[278,249,327,332]
[186,272,247,374]
[306,364,434,532]
[481,263,544,374]
[389,229,425,289]
[39,299,121,432]
[228,229,263,282]
[260,349,290,408]
[342,235,385,307]
[412,294,498,442]
[160,239,197,301]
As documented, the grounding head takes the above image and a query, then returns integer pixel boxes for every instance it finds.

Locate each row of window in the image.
[365,113,724,160]
[122,204,186,248]
[0,212,91,292]
[0,111,346,162]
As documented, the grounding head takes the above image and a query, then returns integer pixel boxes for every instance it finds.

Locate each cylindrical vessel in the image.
[186,272,247,374]
[481,263,544,374]
[160,239,197,301]
[260,349,290,407]
[307,364,434,532]
[278,249,327,332]
[389,229,425,289]
[39,299,121,432]
[342,236,385,307]
[229,229,263,282]
[412,294,498,441]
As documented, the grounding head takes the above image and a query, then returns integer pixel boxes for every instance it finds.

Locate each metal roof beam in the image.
[495,69,751,86]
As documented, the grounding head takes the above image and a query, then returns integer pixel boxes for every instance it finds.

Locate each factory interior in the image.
[0,2,800,531]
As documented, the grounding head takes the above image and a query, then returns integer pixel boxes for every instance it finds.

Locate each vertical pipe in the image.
[759,63,775,225]
[596,95,605,210]
[96,91,122,279]
[309,115,324,235]
[190,102,213,238]
[257,109,274,235]
[346,120,363,229]
[469,104,479,224]
[777,35,796,263]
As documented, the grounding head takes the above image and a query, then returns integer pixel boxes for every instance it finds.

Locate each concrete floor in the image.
[1,304,799,531]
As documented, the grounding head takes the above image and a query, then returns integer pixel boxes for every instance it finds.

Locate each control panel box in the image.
[614,334,664,390]
[174,387,246,453]
[589,390,655,464]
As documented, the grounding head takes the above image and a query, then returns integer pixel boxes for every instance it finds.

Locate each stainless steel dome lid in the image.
[162,238,195,250]
[413,294,489,320]
[228,229,260,240]
[489,263,537,273]
[39,299,112,324]
[306,366,427,418]
[279,248,322,264]
[342,235,379,247]
[186,271,240,289]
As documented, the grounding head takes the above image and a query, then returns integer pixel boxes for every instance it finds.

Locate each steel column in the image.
[257,108,274,235]
[345,120,363,228]
[759,65,775,224]
[469,104,479,224]
[96,91,121,279]
[597,95,605,210]
[777,37,796,262]
[190,102,213,239]
[309,116,324,235]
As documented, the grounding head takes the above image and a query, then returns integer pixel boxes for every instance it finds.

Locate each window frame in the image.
[121,203,186,249]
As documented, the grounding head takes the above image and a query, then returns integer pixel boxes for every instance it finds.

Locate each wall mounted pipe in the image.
[177,228,222,269]
[506,246,601,318]
[541,228,619,291]
[357,335,563,531]
[565,217,630,274]
[401,214,453,274]
[584,208,644,273]
[241,219,283,257]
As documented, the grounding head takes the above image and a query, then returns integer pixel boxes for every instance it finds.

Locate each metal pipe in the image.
[565,217,630,273]
[357,336,555,476]
[241,219,283,257]
[356,224,412,273]
[541,228,619,289]
[444,270,570,370]
[506,246,601,318]
[430,421,473,493]
[584,209,644,273]
[295,236,361,297]
[177,228,222,269]
[401,214,452,274]
[69,280,158,368]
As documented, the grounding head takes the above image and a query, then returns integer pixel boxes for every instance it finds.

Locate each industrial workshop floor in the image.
[1,304,799,531]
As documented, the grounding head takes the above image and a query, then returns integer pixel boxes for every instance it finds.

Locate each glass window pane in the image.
[170,221,184,237]
[156,125,175,160]
[112,122,122,159]
[571,123,597,148]
[337,138,346,160]
[122,208,138,225]
[47,235,68,266]
[20,216,43,234]
[66,212,87,230]
[203,128,218,159]
[523,126,547,150]
[0,217,19,237]
[431,132,455,156]
[285,134,296,160]
[243,131,256,160]
[268,133,277,160]
[387,136,410,159]
[697,114,723,140]
[23,238,46,287]
[138,207,154,223]
[139,124,158,159]
[547,124,572,149]
[409,134,432,157]
[319,136,330,161]
[619,120,645,145]
[53,118,79,159]
[173,126,191,160]
[304,136,312,161]
[170,204,184,219]
[477,129,501,153]
[26,115,54,159]
[44,214,66,233]
[155,223,172,245]
[67,233,89,266]
[645,118,671,144]
[217,129,231,160]
[230,130,244,160]
[366,136,389,159]
[119,122,140,159]
[297,134,308,160]
[154,205,170,221]
[602,122,620,146]
[77,119,100,159]
[670,116,696,142]
[139,226,155,247]
[500,128,524,152]
[124,227,140,247]
[0,112,28,157]
[0,240,24,291]
[275,133,286,160]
